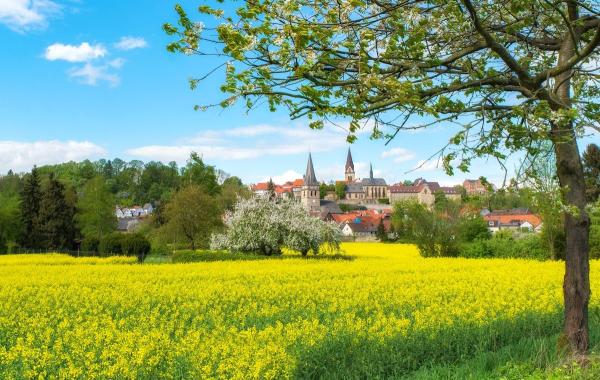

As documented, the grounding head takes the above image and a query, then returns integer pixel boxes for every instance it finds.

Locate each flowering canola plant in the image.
[0,244,599,379]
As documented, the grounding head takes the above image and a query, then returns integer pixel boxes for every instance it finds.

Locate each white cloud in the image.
[0,140,106,173]
[108,58,125,68]
[129,123,352,162]
[382,147,415,163]
[45,42,107,62]
[262,170,302,184]
[0,0,59,32]
[68,63,120,86]
[115,36,148,50]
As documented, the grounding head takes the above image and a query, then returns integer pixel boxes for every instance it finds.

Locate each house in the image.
[340,218,379,240]
[142,203,154,215]
[117,217,141,232]
[483,209,543,233]
[463,179,489,194]
[250,179,303,199]
[333,209,392,241]
[389,179,461,207]
[115,204,154,220]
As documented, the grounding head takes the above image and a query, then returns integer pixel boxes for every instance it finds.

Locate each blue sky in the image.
[0,0,598,186]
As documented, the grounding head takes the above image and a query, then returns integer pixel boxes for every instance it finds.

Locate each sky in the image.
[0,0,598,187]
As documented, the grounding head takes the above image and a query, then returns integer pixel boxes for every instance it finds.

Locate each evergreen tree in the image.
[267,178,276,201]
[376,219,387,242]
[583,144,600,203]
[38,173,76,250]
[18,166,42,248]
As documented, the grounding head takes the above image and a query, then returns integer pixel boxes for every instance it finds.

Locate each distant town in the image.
[243,149,541,240]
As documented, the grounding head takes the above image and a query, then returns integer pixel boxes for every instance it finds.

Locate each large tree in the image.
[18,166,42,248]
[165,0,600,355]
[38,173,76,250]
[76,176,117,240]
[161,185,223,250]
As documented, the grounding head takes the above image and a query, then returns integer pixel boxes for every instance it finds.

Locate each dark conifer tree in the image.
[376,219,387,242]
[18,166,42,248]
[38,173,76,250]
[267,178,276,201]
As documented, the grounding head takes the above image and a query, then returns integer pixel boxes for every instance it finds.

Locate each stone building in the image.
[301,153,321,213]
[463,179,488,194]
[341,149,388,204]
[389,179,461,207]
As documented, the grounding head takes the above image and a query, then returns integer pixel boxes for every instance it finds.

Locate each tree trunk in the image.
[551,2,591,354]
[553,134,591,355]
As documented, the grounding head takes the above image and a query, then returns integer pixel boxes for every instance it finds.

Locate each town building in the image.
[388,179,461,207]
[463,179,489,194]
[482,208,542,233]
[301,153,321,213]
[340,149,388,204]
[115,203,154,219]
[251,149,468,210]
[332,209,392,241]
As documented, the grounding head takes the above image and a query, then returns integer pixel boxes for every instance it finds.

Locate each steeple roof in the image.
[304,153,318,186]
[345,148,355,173]
[369,163,373,179]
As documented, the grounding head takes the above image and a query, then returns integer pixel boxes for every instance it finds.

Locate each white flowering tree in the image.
[211,197,340,256]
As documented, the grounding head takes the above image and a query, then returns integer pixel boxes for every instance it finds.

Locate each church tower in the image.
[301,153,320,212]
[345,148,355,182]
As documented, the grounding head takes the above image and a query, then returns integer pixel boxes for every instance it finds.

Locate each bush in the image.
[0,236,6,254]
[99,233,123,255]
[461,233,548,260]
[457,215,491,242]
[121,234,151,262]
[81,237,100,253]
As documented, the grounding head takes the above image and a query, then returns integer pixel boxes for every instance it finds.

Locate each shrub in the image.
[121,234,151,262]
[457,215,491,242]
[461,233,549,260]
[99,233,123,255]
[81,237,100,253]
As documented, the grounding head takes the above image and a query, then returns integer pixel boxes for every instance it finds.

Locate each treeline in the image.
[388,187,600,262]
[0,153,251,253]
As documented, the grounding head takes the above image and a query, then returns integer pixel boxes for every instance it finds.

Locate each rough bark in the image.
[551,4,591,354]
[553,129,591,355]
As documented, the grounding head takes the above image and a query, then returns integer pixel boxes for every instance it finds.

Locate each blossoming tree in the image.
[211,196,340,256]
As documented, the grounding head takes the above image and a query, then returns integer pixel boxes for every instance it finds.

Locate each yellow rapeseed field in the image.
[0,243,598,379]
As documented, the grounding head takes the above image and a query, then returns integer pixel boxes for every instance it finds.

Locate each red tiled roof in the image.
[483,213,542,228]
[251,182,269,191]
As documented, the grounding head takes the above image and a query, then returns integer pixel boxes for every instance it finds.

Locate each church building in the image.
[340,148,388,204]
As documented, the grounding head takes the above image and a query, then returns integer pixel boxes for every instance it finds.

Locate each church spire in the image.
[369,162,373,179]
[304,153,318,186]
[345,148,355,173]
